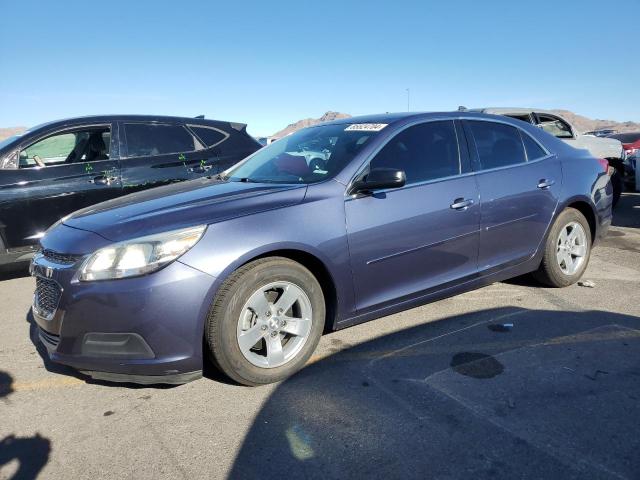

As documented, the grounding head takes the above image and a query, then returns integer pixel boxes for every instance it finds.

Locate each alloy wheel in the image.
[556,221,587,275]
[236,281,313,368]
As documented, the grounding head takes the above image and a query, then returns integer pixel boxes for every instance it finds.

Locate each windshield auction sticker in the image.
[345,123,388,131]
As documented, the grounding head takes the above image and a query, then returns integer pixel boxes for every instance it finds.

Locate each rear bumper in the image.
[31,254,217,383]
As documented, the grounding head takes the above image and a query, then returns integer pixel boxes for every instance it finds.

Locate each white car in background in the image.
[470,108,626,206]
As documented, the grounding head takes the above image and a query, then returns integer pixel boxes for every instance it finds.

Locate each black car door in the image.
[1,124,121,250]
[118,121,213,194]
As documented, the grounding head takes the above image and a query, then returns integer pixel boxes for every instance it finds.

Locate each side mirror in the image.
[350,168,406,195]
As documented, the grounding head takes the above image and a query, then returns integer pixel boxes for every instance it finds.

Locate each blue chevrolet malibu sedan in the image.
[31,112,612,385]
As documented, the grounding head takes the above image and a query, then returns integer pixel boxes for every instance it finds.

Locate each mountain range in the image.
[2,109,639,143]
[269,110,640,138]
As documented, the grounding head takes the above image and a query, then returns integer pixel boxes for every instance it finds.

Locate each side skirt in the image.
[334,252,543,331]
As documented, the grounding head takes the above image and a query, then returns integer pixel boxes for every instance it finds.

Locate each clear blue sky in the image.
[1,0,638,136]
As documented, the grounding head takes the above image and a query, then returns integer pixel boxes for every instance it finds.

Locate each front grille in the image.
[34,277,62,319]
[38,327,60,349]
[42,249,82,265]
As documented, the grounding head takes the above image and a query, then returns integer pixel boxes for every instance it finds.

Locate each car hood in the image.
[63,178,308,242]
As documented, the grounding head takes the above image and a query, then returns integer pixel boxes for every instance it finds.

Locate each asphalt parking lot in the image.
[1,193,639,480]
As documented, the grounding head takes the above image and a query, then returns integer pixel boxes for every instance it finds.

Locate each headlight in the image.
[78,225,206,281]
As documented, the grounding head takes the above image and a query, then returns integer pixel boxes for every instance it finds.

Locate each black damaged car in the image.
[0,115,261,266]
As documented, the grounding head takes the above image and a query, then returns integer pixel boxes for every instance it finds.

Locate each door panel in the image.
[346,177,479,311]
[2,159,121,248]
[465,119,562,271]
[119,122,221,194]
[0,124,121,250]
[474,158,561,270]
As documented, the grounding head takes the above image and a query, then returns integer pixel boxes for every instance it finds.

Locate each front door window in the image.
[20,128,111,168]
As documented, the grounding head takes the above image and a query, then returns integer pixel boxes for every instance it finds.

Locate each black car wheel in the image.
[205,257,325,386]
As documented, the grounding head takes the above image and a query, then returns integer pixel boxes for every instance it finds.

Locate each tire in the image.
[611,166,623,208]
[533,208,592,287]
[205,257,325,386]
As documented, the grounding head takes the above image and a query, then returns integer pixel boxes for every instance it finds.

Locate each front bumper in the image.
[30,253,216,384]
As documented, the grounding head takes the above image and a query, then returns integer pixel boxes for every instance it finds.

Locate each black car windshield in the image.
[226,122,386,184]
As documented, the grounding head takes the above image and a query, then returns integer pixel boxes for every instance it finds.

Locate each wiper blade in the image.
[213,173,228,181]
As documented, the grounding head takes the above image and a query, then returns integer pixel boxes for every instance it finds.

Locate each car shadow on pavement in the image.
[229,306,640,480]
[0,370,51,480]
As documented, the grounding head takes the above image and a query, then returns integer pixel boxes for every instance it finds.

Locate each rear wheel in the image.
[533,208,591,287]
[205,257,325,386]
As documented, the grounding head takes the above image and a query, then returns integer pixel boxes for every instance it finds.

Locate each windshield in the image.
[225,123,385,184]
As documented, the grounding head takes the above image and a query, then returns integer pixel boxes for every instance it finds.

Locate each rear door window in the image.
[188,125,229,148]
[124,123,203,157]
[468,121,527,170]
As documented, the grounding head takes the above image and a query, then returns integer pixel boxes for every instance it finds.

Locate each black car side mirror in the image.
[349,168,406,195]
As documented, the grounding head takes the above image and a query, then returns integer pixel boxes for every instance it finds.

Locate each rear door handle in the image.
[89,175,116,185]
[537,179,555,189]
[188,165,213,174]
[450,198,474,210]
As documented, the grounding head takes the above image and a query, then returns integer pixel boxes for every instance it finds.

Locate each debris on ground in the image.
[578,280,596,288]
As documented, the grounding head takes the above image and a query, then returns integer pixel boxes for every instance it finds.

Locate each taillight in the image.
[597,158,609,173]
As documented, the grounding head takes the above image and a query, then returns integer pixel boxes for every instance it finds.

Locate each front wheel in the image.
[533,208,592,287]
[205,257,325,386]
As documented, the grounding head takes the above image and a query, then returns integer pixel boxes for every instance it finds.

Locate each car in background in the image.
[607,132,640,191]
[0,115,261,266]
[469,108,626,206]
[30,112,612,386]
[584,129,617,137]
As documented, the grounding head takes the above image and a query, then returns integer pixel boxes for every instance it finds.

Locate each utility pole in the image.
[406,88,410,111]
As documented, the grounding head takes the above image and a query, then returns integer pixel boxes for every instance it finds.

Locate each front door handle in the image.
[450,198,474,210]
[537,179,555,189]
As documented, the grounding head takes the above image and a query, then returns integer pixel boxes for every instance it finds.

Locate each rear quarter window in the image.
[520,132,548,161]
[188,125,229,148]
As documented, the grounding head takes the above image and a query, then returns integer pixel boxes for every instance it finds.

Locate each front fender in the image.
[179,181,355,333]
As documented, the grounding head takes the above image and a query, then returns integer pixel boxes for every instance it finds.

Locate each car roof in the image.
[467,107,562,116]
[317,111,484,128]
[27,114,246,132]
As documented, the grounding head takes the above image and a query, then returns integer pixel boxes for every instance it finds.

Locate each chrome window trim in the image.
[186,124,230,149]
[345,115,555,198]
[470,153,555,176]
[120,122,205,160]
